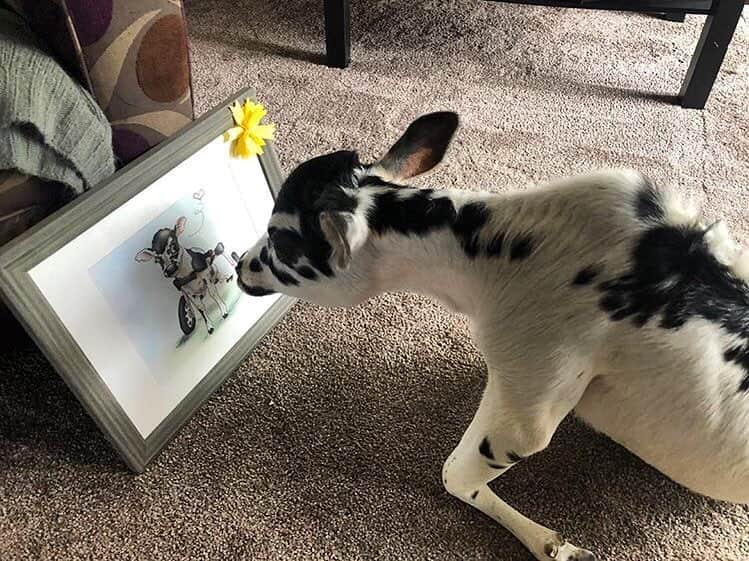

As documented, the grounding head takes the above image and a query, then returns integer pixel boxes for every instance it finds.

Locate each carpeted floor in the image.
[2,1,749,560]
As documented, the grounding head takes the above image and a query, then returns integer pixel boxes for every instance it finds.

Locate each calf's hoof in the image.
[222,313,228,319]
[207,327,214,334]
[544,541,596,561]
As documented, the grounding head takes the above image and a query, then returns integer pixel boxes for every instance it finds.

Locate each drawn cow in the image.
[135,216,234,335]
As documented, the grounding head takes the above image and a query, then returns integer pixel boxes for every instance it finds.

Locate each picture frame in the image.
[0,87,295,473]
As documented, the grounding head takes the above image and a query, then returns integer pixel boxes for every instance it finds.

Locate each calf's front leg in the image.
[442,368,595,561]
[206,269,229,318]
[185,291,215,334]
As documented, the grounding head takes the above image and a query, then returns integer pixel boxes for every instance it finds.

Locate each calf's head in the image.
[235,112,459,307]
[135,216,187,278]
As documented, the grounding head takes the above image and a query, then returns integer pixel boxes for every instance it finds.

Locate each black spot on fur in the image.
[470,490,479,500]
[509,234,534,261]
[270,228,305,266]
[259,247,269,264]
[364,186,529,262]
[486,232,505,257]
[249,258,262,272]
[316,260,334,278]
[451,202,490,258]
[507,450,524,464]
[296,265,317,280]
[244,285,276,297]
[315,185,358,215]
[367,189,456,236]
[724,346,749,393]
[572,265,601,286]
[635,182,664,222]
[267,257,298,286]
[357,186,536,262]
[600,293,625,312]
[238,277,276,296]
[599,224,749,392]
[358,174,402,189]
[488,462,507,470]
[478,437,494,460]
[274,151,360,215]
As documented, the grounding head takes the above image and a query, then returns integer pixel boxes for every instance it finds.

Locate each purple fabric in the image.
[64,0,112,47]
[112,128,151,163]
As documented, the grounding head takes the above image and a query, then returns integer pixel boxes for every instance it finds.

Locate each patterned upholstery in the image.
[15,0,195,165]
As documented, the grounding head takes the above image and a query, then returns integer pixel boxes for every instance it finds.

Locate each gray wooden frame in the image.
[0,87,295,473]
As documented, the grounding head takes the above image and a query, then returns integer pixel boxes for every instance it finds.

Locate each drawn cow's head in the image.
[135,216,187,278]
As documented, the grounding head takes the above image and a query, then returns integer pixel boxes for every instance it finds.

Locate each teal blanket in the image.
[0,8,114,194]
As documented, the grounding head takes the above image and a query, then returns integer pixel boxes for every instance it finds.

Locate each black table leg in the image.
[653,12,686,22]
[324,0,351,68]
[679,0,743,109]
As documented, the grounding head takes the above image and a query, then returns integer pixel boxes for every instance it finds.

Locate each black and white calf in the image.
[236,113,749,561]
[136,216,232,335]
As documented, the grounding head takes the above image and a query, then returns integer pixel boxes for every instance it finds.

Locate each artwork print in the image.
[89,187,244,371]
[28,136,279,439]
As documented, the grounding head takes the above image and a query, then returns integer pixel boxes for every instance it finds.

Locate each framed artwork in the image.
[0,88,294,472]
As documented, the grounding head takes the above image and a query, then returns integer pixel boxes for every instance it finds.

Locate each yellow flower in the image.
[223,99,276,158]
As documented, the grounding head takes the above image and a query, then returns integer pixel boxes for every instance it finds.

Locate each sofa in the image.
[0,0,195,246]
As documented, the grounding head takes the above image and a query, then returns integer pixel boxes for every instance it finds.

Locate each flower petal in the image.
[230,102,244,126]
[244,106,266,129]
[248,131,266,148]
[223,126,244,142]
[252,123,276,141]
[226,100,276,158]
[232,142,246,158]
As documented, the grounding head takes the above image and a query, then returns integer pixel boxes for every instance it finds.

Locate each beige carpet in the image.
[2,1,749,560]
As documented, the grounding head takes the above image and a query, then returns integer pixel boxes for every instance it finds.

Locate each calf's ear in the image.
[175,216,187,236]
[135,249,155,262]
[319,211,368,270]
[371,112,458,184]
